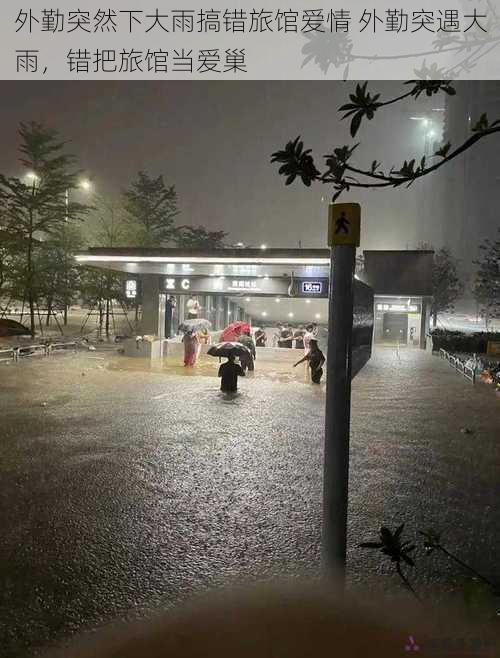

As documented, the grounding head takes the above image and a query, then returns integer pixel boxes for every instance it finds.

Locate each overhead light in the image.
[260,244,267,250]
[245,297,251,302]
[275,298,280,303]
[288,312,294,318]
[315,313,321,319]
[79,179,92,191]
[428,130,435,138]
[305,299,311,304]
[264,275,269,280]
[75,255,331,265]
[261,311,267,317]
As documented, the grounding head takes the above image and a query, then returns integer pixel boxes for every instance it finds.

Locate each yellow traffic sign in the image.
[328,203,361,247]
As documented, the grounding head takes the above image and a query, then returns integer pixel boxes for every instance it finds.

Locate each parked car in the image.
[0,318,31,337]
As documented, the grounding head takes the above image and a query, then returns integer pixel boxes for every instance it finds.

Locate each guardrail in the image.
[0,341,79,364]
[439,348,476,384]
[0,347,16,363]
[46,341,78,354]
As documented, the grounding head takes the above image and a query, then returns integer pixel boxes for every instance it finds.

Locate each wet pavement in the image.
[0,348,499,656]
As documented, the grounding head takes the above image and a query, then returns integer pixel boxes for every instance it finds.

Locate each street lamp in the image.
[79,178,92,192]
[65,178,94,220]
[25,171,40,184]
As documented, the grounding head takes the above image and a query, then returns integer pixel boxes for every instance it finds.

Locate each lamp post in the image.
[65,178,93,220]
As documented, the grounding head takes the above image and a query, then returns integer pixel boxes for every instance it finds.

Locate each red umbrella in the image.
[220,321,251,342]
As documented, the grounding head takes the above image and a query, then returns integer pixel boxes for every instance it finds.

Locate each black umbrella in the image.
[207,342,251,358]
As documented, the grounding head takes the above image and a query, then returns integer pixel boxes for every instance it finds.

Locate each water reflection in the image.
[105,353,319,386]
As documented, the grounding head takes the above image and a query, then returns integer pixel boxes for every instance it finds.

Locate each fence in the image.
[0,342,78,364]
[439,348,476,384]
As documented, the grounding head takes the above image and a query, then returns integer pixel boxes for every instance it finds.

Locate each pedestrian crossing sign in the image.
[328,203,361,246]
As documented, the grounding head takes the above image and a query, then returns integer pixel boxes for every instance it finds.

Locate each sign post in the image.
[323,202,361,581]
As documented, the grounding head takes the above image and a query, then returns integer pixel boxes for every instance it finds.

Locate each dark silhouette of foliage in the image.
[0,122,89,334]
[272,81,500,201]
[173,225,227,249]
[473,229,500,329]
[123,171,179,246]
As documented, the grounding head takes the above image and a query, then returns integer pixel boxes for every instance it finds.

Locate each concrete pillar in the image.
[419,298,430,349]
[224,298,231,326]
[139,275,162,335]
[215,295,224,330]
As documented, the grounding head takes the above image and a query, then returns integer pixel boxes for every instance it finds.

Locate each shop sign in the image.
[125,279,137,299]
[165,277,191,291]
[228,279,259,291]
[301,281,323,294]
[377,303,418,312]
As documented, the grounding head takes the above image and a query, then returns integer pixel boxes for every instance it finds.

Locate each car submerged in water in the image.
[0,318,31,338]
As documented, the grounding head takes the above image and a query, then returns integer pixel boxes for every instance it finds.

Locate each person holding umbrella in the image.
[237,329,256,373]
[207,341,251,391]
[182,329,199,367]
[218,355,245,393]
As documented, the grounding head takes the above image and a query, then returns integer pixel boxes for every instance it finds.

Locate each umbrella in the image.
[207,342,251,358]
[178,318,212,333]
[220,321,251,342]
[0,318,31,337]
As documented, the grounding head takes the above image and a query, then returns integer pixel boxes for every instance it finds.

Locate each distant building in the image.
[439,81,500,274]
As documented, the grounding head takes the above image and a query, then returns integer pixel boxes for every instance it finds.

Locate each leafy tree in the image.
[122,171,178,247]
[271,81,500,201]
[36,223,84,326]
[473,229,500,329]
[173,225,227,249]
[428,247,464,328]
[80,196,131,335]
[0,122,89,335]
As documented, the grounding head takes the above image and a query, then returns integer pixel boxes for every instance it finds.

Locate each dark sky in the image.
[0,80,451,250]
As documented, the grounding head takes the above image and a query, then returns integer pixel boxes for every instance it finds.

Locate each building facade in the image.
[76,248,433,349]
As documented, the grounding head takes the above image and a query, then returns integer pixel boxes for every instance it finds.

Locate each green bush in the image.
[430,329,500,354]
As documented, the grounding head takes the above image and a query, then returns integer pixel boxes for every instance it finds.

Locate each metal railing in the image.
[0,341,79,364]
[0,347,16,363]
[439,348,476,384]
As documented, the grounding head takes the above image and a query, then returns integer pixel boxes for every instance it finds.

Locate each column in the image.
[419,298,430,349]
[140,275,161,335]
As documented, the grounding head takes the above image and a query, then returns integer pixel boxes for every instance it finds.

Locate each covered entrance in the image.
[382,312,408,344]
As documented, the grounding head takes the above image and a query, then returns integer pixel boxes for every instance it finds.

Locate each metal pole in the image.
[322,243,356,582]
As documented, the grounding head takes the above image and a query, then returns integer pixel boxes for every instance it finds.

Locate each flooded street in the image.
[1,348,499,657]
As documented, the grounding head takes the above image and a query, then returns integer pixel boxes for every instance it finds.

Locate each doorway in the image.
[382,312,408,343]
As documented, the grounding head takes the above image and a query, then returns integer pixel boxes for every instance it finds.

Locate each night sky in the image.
[0,80,472,250]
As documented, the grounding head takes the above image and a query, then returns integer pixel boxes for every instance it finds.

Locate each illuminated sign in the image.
[302,281,323,294]
[228,279,260,291]
[125,280,137,299]
[377,303,418,312]
[165,278,191,291]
